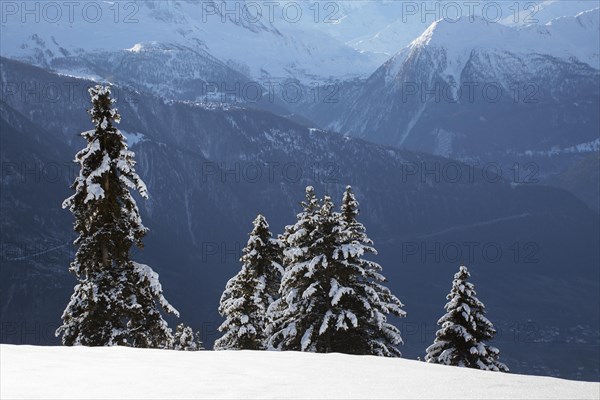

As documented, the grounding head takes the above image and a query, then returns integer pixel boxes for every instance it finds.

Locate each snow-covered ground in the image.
[1,345,598,399]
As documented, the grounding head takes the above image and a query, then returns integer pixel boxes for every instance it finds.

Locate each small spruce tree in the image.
[171,324,203,351]
[56,85,178,347]
[425,265,509,372]
[214,214,283,350]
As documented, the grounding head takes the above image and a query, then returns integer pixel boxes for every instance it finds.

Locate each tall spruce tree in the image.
[214,214,283,350]
[333,186,406,356]
[266,186,321,349]
[425,265,509,372]
[268,186,405,356]
[56,85,178,347]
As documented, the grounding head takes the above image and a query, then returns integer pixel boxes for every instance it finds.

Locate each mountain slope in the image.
[551,151,600,212]
[2,345,599,399]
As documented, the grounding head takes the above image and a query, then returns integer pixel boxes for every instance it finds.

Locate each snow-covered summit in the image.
[528,8,600,67]
[410,16,516,50]
[313,0,598,59]
[415,9,598,63]
[384,8,599,85]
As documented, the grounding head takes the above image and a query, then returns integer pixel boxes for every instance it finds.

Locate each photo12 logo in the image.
[199,80,339,105]
[200,161,340,185]
[0,321,60,344]
[199,1,341,24]
[0,1,543,26]
[399,161,540,185]
[1,1,140,24]
[400,1,541,24]
[400,82,540,104]
[400,241,540,264]
[1,161,78,185]
[400,320,547,345]
[1,81,139,105]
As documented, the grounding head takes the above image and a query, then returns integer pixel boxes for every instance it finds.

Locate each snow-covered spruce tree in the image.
[425,265,508,372]
[171,324,203,351]
[214,214,283,350]
[268,186,405,356]
[331,185,406,356]
[56,85,178,347]
[266,186,321,347]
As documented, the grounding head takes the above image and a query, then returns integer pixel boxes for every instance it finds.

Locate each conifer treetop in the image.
[63,85,147,211]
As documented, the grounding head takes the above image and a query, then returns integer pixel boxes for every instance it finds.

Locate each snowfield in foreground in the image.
[1,345,598,399]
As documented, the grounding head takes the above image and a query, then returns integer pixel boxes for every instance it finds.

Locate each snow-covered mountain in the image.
[393,8,600,79]
[0,0,379,84]
[2,345,599,399]
[310,10,599,159]
[288,8,600,210]
[3,1,597,85]
[3,0,597,117]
